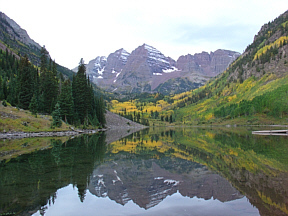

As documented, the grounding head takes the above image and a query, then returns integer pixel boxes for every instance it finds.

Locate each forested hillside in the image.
[0,47,106,129]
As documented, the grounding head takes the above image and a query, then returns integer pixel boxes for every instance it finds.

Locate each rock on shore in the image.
[105,110,147,129]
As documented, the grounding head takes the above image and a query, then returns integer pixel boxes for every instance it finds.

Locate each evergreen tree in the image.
[40,46,49,72]
[72,59,89,124]
[18,55,34,109]
[0,76,4,100]
[52,102,62,128]
[59,79,74,123]
[39,47,59,113]
[29,94,38,117]
[6,74,18,106]
[96,96,106,126]
[2,77,8,100]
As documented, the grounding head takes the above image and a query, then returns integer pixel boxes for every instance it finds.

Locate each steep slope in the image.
[0,11,74,79]
[113,44,177,93]
[167,10,288,125]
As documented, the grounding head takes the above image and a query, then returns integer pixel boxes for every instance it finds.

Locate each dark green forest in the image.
[0,47,105,128]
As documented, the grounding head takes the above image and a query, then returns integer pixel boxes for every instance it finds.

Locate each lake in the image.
[0,126,288,216]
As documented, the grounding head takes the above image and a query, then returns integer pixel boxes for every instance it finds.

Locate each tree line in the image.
[0,47,105,128]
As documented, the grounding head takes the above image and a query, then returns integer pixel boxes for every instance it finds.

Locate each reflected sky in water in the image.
[33,184,259,216]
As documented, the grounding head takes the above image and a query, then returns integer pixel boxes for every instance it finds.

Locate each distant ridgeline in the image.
[0,48,106,127]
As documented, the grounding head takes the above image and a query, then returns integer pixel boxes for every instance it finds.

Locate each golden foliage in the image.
[254,36,288,61]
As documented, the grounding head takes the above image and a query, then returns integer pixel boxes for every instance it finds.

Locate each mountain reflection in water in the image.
[89,158,242,210]
[0,126,287,215]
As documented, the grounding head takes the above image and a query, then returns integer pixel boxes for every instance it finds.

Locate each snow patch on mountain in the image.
[93,56,107,75]
[154,177,164,180]
[98,67,105,75]
[164,179,180,186]
[120,49,130,61]
[162,67,180,73]
[144,44,170,66]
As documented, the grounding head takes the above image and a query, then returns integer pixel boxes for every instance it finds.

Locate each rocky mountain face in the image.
[88,157,242,209]
[77,44,240,95]
[0,12,74,79]
[0,12,41,64]
[0,12,41,50]
[177,49,240,77]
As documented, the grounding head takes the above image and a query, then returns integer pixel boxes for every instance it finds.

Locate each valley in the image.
[0,10,288,129]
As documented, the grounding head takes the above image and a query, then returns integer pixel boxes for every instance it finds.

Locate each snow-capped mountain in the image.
[73,43,240,95]
[83,56,107,82]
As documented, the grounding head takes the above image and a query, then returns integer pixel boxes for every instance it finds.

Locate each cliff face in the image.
[177,49,240,77]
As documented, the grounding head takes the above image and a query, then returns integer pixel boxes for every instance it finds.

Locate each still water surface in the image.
[0,126,288,216]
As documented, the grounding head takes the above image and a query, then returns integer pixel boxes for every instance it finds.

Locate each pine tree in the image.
[59,79,74,123]
[52,102,62,128]
[96,96,106,127]
[72,59,89,124]
[40,47,59,113]
[29,94,38,117]
[18,55,34,109]
[40,46,49,72]
[0,75,5,100]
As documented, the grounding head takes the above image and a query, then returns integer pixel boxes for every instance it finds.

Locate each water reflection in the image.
[0,134,106,215]
[88,157,242,209]
[0,127,287,215]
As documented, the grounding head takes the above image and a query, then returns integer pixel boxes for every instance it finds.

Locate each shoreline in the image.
[0,129,107,139]
[0,125,148,140]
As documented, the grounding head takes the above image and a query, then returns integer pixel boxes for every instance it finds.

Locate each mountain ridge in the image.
[75,43,240,95]
[0,11,75,80]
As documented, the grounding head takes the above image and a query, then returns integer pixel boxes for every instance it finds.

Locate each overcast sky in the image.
[0,0,287,69]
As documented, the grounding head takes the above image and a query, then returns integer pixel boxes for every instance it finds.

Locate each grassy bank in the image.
[0,103,70,133]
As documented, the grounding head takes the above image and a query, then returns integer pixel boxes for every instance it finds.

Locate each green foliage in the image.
[51,102,62,128]
[58,79,74,123]
[72,59,106,127]
[29,94,38,116]
[2,100,7,107]
[155,77,202,95]
[18,55,36,110]
[39,47,58,114]
[0,48,105,129]
[214,84,288,119]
